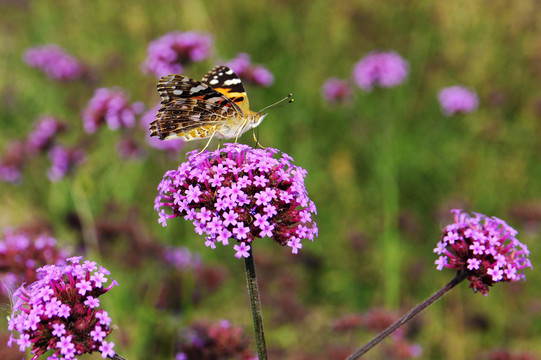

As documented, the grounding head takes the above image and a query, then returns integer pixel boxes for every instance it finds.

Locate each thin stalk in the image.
[112,354,127,360]
[345,270,468,360]
[244,248,268,360]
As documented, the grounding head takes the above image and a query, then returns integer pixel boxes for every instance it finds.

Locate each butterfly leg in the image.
[198,131,217,154]
[252,129,266,149]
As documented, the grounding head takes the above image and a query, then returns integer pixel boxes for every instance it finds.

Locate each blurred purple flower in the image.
[438,85,479,116]
[25,116,66,154]
[163,246,202,270]
[224,53,274,87]
[141,105,185,154]
[0,228,68,296]
[7,257,118,359]
[154,143,318,258]
[322,78,353,102]
[176,320,255,360]
[434,210,532,295]
[47,145,86,182]
[23,44,84,81]
[142,31,214,77]
[353,51,409,91]
[82,87,144,133]
[0,141,26,184]
[116,137,146,160]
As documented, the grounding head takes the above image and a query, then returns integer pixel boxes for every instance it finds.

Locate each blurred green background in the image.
[1,0,540,359]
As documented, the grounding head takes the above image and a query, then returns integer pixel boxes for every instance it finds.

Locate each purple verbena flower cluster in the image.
[142,31,214,77]
[434,210,532,295]
[82,87,144,134]
[154,143,318,258]
[0,141,26,184]
[322,78,353,103]
[352,51,409,91]
[26,116,67,154]
[7,257,118,360]
[47,145,86,182]
[438,85,479,116]
[23,45,84,81]
[224,53,274,87]
[0,228,68,297]
[175,320,256,360]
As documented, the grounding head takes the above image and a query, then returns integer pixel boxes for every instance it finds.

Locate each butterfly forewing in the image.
[201,65,251,115]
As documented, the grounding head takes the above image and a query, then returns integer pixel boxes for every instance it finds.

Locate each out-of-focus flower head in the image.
[163,246,202,270]
[0,227,68,297]
[224,53,274,87]
[23,45,84,81]
[154,143,318,258]
[116,137,146,160]
[140,105,185,155]
[82,87,144,134]
[353,51,409,91]
[438,85,479,116]
[142,31,214,78]
[0,141,26,184]
[47,145,86,182]
[434,209,532,295]
[25,116,66,154]
[175,320,255,360]
[322,78,353,103]
[7,257,118,359]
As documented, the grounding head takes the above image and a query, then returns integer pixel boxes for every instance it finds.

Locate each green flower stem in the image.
[112,354,127,360]
[345,271,468,360]
[244,247,268,360]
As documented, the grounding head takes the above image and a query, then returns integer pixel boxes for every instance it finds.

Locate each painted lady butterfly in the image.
[149,65,267,142]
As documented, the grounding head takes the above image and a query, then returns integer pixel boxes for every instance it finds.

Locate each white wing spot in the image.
[218,72,223,76]
[173,90,183,95]
[226,69,234,75]
[209,79,219,85]
[224,78,241,86]
[190,85,206,92]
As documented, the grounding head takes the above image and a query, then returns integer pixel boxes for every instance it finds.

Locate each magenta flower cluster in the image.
[321,78,353,103]
[8,257,118,359]
[434,210,532,295]
[26,116,67,154]
[175,320,256,360]
[353,51,409,91]
[24,45,84,81]
[142,31,214,77]
[82,87,144,134]
[437,85,479,116]
[0,228,68,296]
[224,53,274,87]
[47,145,86,182]
[154,143,318,258]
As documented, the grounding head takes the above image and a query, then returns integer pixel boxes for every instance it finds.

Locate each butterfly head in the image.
[251,112,268,129]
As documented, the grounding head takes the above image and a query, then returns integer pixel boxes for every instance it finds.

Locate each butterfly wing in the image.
[149,74,241,141]
[202,65,251,115]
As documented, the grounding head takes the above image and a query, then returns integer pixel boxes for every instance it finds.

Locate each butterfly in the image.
[149,65,269,144]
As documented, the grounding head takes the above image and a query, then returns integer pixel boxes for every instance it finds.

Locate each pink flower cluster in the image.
[154,143,318,258]
[353,51,409,91]
[175,320,256,360]
[82,87,144,133]
[26,116,66,154]
[23,45,83,81]
[142,31,214,77]
[434,210,532,295]
[47,145,86,182]
[321,78,353,103]
[8,257,118,360]
[437,85,479,116]
[0,228,68,297]
[224,53,274,87]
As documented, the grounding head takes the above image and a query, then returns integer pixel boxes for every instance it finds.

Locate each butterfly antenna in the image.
[257,93,294,113]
